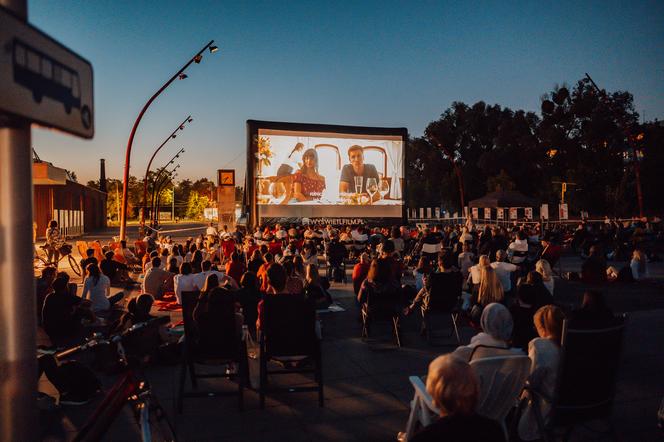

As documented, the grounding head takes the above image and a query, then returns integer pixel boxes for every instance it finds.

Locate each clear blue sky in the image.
[29,0,664,184]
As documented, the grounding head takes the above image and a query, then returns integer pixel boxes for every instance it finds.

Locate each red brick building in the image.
[33,161,106,239]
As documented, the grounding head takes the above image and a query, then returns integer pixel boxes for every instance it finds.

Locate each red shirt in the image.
[225,260,246,285]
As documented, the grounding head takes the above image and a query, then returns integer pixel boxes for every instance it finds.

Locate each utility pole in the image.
[172,184,175,221]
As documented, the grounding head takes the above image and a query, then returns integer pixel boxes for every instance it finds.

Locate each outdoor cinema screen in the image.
[248,121,407,224]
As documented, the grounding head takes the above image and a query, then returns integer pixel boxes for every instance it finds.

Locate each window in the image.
[363,146,388,177]
[27,50,40,73]
[41,58,52,79]
[14,45,26,67]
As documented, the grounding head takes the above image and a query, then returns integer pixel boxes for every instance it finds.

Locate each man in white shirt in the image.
[193,260,238,290]
[490,250,518,293]
[507,230,529,264]
[206,222,219,238]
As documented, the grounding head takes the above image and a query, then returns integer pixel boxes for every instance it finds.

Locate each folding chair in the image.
[401,376,440,441]
[525,316,626,442]
[470,350,531,437]
[177,289,248,412]
[421,272,462,345]
[259,294,323,408]
[361,288,402,348]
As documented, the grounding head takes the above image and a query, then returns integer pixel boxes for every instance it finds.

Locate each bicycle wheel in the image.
[68,254,82,276]
[141,394,177,442]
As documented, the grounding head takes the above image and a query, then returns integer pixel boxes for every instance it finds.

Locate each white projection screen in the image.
[246,120,407,226]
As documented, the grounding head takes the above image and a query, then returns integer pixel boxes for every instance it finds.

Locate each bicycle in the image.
[55,316,177,442]
[35,240,82,276]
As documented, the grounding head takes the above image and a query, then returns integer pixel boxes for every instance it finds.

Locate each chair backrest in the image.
[181,288,240,359]
[262,294,318,357]
[365,283,400,318]
[470,353,531,423]
[76,241,88,259]
[553,317,626,422]
[421,242,442,255]
[427,271,462,313]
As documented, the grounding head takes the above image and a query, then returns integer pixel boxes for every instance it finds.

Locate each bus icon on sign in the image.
[11,38,91,129]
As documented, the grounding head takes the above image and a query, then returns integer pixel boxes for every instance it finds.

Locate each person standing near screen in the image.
[339,145,380,198]
[292,148,326,201]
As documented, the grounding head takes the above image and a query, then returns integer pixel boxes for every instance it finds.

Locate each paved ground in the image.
[37,227,664,441]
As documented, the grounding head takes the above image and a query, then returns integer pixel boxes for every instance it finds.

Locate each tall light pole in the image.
[153,168,179,225]
[151,164,180,227]
[119,40,218,240]
[149,148,183,226]
[140,115,192,236]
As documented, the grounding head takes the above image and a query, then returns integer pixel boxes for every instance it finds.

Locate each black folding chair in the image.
[259,294,323,408]
[361,287,402,348]
[422,272,462,345]
[527,315,627,442]
[177,289,248,412]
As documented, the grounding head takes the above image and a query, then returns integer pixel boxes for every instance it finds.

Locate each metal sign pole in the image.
[0,121,37,441]
[0,0,38,438]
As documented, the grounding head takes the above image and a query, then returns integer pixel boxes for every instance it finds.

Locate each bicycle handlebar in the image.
[55,316,170,360]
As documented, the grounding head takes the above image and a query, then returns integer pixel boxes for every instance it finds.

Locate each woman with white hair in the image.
[453,303,523,362]
[408,354,505,441]
[535,259,555,295]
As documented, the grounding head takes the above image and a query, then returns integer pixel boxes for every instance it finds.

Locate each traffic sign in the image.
[0,6,94,138]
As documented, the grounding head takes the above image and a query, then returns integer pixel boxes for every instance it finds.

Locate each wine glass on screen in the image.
[366,178,378,205]
[269,182,286,204]
[378,179,390,200]
[353,176,363,196]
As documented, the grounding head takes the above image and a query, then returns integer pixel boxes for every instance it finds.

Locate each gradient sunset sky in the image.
[27,0,664,184]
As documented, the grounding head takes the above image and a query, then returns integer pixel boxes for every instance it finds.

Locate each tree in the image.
[185,191,210,220]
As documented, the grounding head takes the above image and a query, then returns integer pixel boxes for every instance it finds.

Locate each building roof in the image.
[468,190,539,208]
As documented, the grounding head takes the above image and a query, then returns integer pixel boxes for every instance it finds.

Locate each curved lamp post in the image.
[149,149,183,226]
[119,40,218,240]
[139,115,192,236]
[152,166,179,226]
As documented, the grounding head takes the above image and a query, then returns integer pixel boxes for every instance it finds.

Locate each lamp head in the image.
[178,73,188,80]
[194,54,203,64]
[209,45,219,53]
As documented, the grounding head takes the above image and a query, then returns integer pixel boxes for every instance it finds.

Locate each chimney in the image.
[99,159,107,192]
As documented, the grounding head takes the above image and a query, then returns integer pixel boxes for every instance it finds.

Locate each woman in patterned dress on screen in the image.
[292,148,326,201]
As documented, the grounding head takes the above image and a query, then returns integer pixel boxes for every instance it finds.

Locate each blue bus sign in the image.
[0,6,93,138]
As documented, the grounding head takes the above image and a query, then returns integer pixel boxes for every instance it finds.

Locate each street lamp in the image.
[119,39,218,241]
[140,115,192,236]
[149,150,183,226]
[152,166,179,226]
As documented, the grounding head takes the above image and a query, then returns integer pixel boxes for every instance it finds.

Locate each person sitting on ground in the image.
[352,253,372,296]
[629,247,649,281]
[303,264,333,309]
[568,290,617,329]
[408,354,505,442]
[80,248,98,272]
[174,261,198,304]
[302,242,318,267]
[283,260,304,295]
[82,263,124,314]
[42,274,94,345]
[581,245,607,285]
[100,251,130,286]
[143,257,171,300]
[518,305,565,441]
[36,266,57,325]
[453,302,523,363]
[247,249,264,274]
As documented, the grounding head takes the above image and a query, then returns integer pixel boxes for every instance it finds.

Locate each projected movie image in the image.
[255,129,404,219]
